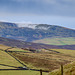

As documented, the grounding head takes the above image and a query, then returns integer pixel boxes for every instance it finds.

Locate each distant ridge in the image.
[0,21,75,42]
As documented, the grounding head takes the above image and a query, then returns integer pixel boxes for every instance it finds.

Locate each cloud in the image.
[11,0,75,4]
[0,0,75,29]
[0,0,75,17]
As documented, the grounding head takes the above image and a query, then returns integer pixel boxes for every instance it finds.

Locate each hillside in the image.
[0,37,75,50]
[0,37,59,49]
[12,49,75,71]
[49,62,75,75]
[0,44,75,72]
[0,50,23,69]
[0,44,47,75]
[0,22,75,42]
[33,37,75,45]
[0,42,75,75]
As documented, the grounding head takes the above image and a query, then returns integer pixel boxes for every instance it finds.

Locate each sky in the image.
[0,0,75,29]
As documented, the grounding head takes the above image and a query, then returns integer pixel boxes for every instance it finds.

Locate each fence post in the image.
[40,69,42,75]
[61,65,63,75]
[70,70,72,75]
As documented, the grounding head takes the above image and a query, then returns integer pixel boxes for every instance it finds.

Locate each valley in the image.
[0,22,75,75]
[0,44,75,75]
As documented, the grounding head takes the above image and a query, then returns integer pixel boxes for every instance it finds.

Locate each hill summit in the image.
[0,21,75,42]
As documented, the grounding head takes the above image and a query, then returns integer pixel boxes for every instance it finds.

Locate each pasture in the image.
[0,65,15,69]
[0,70,48,75]
[33,37,75,45]
[0,50,23,68]
[51,49,75,57]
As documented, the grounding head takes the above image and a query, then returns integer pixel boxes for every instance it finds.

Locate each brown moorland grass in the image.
[12,49,75,71]
[49,62,75,75]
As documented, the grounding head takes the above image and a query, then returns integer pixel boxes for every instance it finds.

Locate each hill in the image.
[0,37,75,50]
[0,37,59,49]
[0,22,75,42]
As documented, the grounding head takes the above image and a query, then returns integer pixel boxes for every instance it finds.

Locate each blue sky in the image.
[0,0,75,29]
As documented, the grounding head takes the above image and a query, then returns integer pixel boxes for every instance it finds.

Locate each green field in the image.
[33,37,75,45]
[0,70,48,75]
[51,49,75,57]
[0,65,15,69]
[0,50,23,68]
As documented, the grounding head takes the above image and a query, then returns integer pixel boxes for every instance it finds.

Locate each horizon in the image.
[0,20,75,30]
[0,0,75,29]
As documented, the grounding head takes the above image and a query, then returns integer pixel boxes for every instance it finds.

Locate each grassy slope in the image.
[0,44,47,75]
[0,44,10,50]
[0,44,30,69]
[0,70,47,75]
[0,50,23,68]
[0,44,30,52]
[0,65,15,69]
[0,44,75,75]
[47,49,75,75]
[33,37,75,45]
[51,49,75,57]
[49,62,75,75]
[12,49,75,71]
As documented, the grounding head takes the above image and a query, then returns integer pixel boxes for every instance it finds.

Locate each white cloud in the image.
[16,21,32,24]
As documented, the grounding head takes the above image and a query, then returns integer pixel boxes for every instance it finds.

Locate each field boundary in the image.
[0,48,49,73]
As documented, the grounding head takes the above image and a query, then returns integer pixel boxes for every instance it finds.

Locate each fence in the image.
[0,48,67,75]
